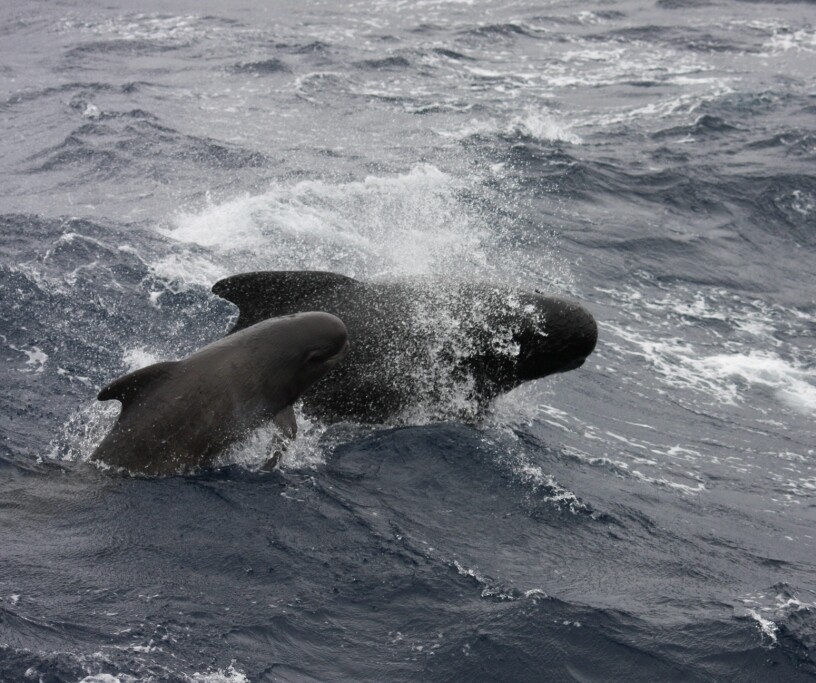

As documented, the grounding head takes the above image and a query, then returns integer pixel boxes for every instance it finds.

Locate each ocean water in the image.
[1,0,815,681]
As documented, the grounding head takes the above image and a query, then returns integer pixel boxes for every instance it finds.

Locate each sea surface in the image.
[1,0,815,681]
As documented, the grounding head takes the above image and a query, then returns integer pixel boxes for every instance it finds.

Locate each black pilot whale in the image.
[212,271,597,423]
[91,312,348,476]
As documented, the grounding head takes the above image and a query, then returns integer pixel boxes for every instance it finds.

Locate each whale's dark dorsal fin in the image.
[97,361,178,409]
[212,270,358,332]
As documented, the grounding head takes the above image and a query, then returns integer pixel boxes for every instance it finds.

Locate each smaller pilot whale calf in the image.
[91,312,348,476]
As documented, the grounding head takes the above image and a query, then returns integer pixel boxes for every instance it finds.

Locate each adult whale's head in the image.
[451,286,597,398]
[511,292,598,380]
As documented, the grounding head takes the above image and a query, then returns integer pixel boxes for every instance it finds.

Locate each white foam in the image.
[516,462,590,509]
[56,367,93,386]
[81,103,101,119]
[541,40,715,92]
[765,28,816,54]
[479,429,591,513]
[590,84,733,128]
[122,347,163,372]
[450,110,581,144]
[294,71,353,103]
[60,13,207,45]
[629,469,705,494]
[698,352,816,415]
[7,339,49,373]
[747,610,779,645]
[465,66,507,79]
[188,665,250,683]
[46,402,119,463]
[451,560,517,600]
[603,286,816,415]
[22,346,48,372]
[161,165,490,282]
[735,586,816,648]
[78,666,251,683]
[150,162,571,297]
[508,111,583,144]
[46,348,167,463]
[149,252,227,289]
[217,408,332,472]
[791,189,815,217]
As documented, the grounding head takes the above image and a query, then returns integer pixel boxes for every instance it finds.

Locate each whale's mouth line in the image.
[324,339,349,367]
[558,355,587,373]
[306,339,349,367]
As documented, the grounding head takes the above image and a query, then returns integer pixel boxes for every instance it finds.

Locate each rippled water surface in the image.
[1,0,815,681]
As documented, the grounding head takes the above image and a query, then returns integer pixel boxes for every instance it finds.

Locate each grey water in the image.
[1,0,815,681]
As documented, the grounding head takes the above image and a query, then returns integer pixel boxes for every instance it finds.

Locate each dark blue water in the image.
[1,1,815,681]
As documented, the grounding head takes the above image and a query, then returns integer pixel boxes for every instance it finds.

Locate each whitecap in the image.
[698,352,816,415]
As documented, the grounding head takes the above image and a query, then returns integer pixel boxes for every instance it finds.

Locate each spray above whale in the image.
[212,271,597,423]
